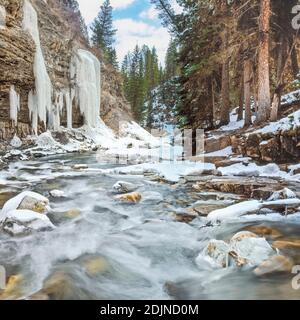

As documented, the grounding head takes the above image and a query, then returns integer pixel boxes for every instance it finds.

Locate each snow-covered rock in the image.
[230,232,274,267]
[36,131,59,150]
[198,240,230,268]
[199,231,275,270]
[207,198,300,222]
[10,135,22,148]
[0,191,50,218]
[268,188,296,201]
[207,200,261,222]
[50,190,65,198]
[106,162,216,183]
[1,209,55,236]
[112,181,138,194]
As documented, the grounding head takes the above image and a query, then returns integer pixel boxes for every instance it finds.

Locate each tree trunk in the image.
[211,79,217,127]
[257,0,271,124]
[291,45,299,79]
[270,35,286,122]
[219,1,230,126]
[237,80,244,121]
[244,59,252,127]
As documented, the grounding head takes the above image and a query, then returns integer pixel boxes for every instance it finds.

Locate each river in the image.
[0,152,299,300]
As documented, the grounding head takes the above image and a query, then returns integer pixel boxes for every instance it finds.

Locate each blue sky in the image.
[77,0,181,65]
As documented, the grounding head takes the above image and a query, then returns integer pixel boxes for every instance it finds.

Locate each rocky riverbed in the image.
[0,152,300,300]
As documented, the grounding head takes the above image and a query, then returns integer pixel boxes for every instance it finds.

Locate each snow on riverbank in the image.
[218,162,300,181]
[102,162,216,183]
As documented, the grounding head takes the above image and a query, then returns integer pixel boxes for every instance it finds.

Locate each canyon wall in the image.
[0,0,132,140]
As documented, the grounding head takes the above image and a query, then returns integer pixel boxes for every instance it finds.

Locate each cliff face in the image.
[0,0,132,140]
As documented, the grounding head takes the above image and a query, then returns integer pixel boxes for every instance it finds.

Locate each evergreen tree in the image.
[121,45,162,123]
[91,0,117,66]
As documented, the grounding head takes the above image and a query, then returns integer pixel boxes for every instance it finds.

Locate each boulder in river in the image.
[115,192,142,203]
[230,231,274,267]
[1,191,50,216]
[1,210,55,236]
[50,190,66,198]
[64,208,81,219]
[254,255,294,276]
[112,181,138,194]
[199,240,230,268]
[82,257,109,276]
[199,231,275,269]
[272,239,300,250]
[0,274,24,300]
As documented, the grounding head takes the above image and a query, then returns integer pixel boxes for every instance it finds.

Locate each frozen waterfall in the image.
[9,85,20,124]
[21,1,101,133]
[22,0,52,134]
[71,49,101,128]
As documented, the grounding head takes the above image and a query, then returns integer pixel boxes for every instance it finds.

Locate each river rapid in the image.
[0,152,300,300]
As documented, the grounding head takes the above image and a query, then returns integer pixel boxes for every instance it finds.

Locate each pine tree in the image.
[91,0,117,66]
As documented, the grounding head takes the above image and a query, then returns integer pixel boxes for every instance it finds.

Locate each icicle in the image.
[72,49,101,127]
[64,88,75,129]
[0,5,6,29]
[9,85,20,124]
[48,91,64,131]
[22,0,52,134]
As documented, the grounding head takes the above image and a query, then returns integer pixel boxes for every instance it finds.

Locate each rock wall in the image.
[231,128,300,163]
[0,0,132,140]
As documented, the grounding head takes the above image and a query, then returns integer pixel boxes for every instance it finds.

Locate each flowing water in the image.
[0,153,300,300]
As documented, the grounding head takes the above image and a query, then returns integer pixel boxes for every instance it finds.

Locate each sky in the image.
[77,0,181,66]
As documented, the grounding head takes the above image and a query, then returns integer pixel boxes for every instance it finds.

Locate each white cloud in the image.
[114,19,170,65]
[77,0,136,24]
[139,6,159,20]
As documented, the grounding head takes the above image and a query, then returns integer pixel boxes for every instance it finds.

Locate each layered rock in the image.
[231,127,300,163]
[0,0,132,140]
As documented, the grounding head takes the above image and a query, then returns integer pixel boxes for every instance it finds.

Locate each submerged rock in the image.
[115,192,142,203]
[173,211,198,223]
[0,274,24,300]
[82,257,109,276]
[112,181,138,194]
[64,208,81,219]
[254,255,293,276]
[72,164,88,170]
[245,225,282,239]
[1,191,49,216]
[1,210,55,236]
[272,239,300,250]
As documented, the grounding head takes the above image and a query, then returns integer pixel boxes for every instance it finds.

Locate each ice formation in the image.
[22,0,52,134]
[65,88,75,129]
[9,85,20,124]
[71,49,101,127]
[20,1,101,134]
[0,5,6,28]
